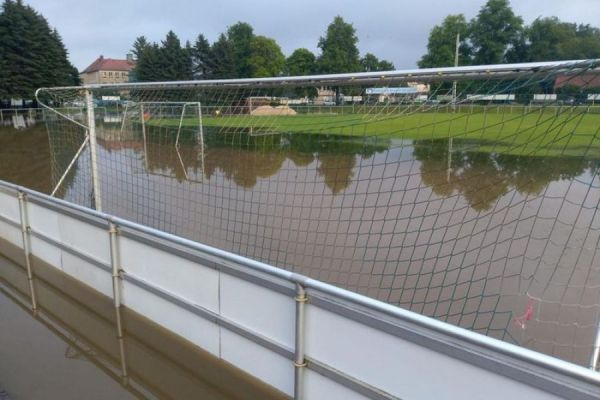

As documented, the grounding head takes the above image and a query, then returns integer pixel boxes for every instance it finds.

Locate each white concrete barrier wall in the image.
[1,182,599,400]
[0,190,22,248]
[304,304,562,400]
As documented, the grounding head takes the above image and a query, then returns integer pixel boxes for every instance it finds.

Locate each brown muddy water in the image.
[1,122,600,371]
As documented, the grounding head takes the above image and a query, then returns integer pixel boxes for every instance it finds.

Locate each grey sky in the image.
[25,0,600,71]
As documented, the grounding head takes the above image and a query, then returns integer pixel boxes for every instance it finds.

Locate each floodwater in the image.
[1,121,600,370]
[0,240,288,400]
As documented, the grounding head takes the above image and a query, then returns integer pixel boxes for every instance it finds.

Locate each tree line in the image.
[419,0,600,68]
[131,16,395,82]
[0,0,79,100]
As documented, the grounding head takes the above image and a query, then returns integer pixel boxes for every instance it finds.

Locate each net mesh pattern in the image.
[36,60,600,368]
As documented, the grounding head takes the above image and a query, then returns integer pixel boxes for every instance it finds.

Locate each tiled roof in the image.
[555,73,600,89]
[82,56,135,73]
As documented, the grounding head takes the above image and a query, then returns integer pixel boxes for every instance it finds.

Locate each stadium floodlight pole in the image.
[85,89,102,212]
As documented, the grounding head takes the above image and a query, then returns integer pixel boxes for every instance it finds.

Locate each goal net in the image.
[36,60,600,368]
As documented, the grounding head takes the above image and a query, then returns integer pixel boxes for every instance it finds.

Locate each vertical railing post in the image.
[85,89,102,211]
[108,221,128,383]
[294,283,307,400]
[17,191,37,312]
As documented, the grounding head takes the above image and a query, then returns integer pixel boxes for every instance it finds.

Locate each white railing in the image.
[0,179,599,400]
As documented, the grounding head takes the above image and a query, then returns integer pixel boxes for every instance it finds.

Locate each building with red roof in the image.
[554,72,600,89]
[80,55,135,84]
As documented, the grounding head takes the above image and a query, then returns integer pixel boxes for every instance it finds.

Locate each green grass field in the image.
[147,110,600,158]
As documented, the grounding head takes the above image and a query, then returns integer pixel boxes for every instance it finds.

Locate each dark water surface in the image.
[1,123,599,369]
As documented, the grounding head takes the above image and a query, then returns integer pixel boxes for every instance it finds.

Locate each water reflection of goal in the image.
[36,60,600,369]
[121,101,205,183]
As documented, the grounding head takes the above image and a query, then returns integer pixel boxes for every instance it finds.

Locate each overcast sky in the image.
[25,0,600,71]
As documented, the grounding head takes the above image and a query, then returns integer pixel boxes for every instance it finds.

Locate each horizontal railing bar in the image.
[26,195,109,230]
[0,213,20,228]
[36,60,598,92]
[29,229,111,273]
[1,179,599,393]
[118,225,296,297]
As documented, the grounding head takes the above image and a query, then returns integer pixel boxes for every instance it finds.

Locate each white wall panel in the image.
[0,190,19,223]
[61,251,112,298]
[119,237,219,313]
[28,203,61,242]
[58,215,110,264]
[0,220,22,248]
[220,328,294,396]
[29,236,62,269]
[304,370,371,400]
[122,280,220,356]
[220,273,295,348]
[305,306,562,400]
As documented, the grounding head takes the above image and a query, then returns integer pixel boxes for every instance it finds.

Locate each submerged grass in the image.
[148,110,600,158]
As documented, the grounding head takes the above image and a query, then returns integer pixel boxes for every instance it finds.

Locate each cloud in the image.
[25,0,600,71]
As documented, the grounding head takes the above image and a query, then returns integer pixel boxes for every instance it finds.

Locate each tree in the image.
[0,0,79,99]
[132,31,193,82]
[378,59,395,71]
[469,0,524,64]
[572,24,600,59]
[227,22,254,78]
[526,20,600,60]
[248,35,284,78]
[209,33,235,79]
[285,48,317,98]
[360,53,380,72]
[192,33,212,78]
[523,18,576,61]
[418,14,470,68]
[133,42,161,82]
[360,53,395,72]
[286,48,316,76]
[317,16,361,74]
[132,36,150,60]
[159,31,192,80]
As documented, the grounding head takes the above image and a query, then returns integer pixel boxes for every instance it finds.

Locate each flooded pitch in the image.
[1,122,599,369]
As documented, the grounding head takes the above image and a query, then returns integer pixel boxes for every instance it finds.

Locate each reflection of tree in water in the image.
[287,151,314,167]
[204,148,287,188]
[288,133,388,194]
[414,139,594,211]
[316,154,356,194]
[143,127,389,193]
[0,124,53,193]
[145,141,204,182]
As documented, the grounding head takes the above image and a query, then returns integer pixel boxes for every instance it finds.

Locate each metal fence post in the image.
[17,191,37,312]
[294,283,307,400]
[108,221,128,382]
[85,89,102,211]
